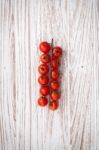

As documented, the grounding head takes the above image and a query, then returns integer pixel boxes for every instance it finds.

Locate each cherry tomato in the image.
[50,81,60,90]
[38,64,49,75]
[38,75,49,85]
[39,41,51,53]
[51,69,59,80]
[51,57,60,68]
[38,96,48,106]
[50,91,60,101]
[53,47,62,57]
[49,101,59,110]
[40,86,50,96]
[40,54,51,64]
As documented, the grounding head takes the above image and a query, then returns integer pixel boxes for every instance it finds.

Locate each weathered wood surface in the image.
[0,0,98,150]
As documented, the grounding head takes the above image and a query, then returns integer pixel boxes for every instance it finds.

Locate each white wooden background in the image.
[0,0,99,150]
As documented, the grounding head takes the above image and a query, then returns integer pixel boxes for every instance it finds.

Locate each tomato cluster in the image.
[38,41,51,107]
[49,46,62,110]
[37,40,62,110]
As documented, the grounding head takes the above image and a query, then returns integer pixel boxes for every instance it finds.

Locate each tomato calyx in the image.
[40,54,51,63]
[38,64,49,75]
[52,47,62,57]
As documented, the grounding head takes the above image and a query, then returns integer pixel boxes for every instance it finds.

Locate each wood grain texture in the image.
[0,0,98,150]
[70,0,98,150]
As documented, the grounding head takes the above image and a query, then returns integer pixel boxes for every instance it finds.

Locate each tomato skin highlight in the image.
[38,75,49,85]
[50,81,60,90]
[39,41,51,53]
[40,54,51,64]
[40,86,50,96]
[53,47,62,57]
[50,91,60,101]
[51,57,60,68]
[38,64,49,75]
[49,101,59,110]
[38,96,48,106]
[51,69,59,80]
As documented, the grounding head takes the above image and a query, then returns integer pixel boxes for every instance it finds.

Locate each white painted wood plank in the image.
[0,0,69,150]
[69,0,98,150]
[0,0,99,150]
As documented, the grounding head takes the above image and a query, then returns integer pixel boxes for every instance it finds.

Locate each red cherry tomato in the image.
[51,69,59,80]
[50,81,60,90]
[39,41,51,53]
[51,57,60,68]
[40,54,51,64]
[38,75,49,85]
[50,91,60,101]
[53,47,62,57]
[38,64,49,75]
[49,101,59,110]
[40,86,50,96]
[38,96,48,106]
